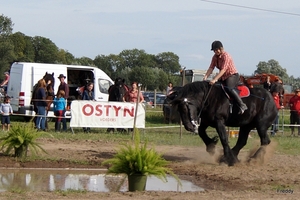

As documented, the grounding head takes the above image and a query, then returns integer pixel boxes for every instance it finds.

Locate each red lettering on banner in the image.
[82,103,135,117]
[104,105,111,116]
[113,106,122,116]
[124,107,134,117]
[82,104,94,116]
[95,105,102,116]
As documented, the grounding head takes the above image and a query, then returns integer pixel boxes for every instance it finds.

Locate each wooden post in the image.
[132,83,142,140]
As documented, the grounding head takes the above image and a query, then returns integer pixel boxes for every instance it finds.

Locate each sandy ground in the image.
[0,137,299,200]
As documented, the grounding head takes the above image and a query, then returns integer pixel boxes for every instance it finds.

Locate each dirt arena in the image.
[0,137,299,200]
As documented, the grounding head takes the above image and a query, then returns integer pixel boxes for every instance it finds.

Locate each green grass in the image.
[8,108,300,156]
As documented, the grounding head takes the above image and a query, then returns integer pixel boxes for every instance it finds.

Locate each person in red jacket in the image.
[271,91,284,136]
[289,89,300,136]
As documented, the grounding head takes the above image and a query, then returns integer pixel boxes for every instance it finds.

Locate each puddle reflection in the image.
[0,168,204,192]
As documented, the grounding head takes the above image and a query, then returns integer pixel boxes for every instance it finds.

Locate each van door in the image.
[7,63,23,112]
[93,69,113,101]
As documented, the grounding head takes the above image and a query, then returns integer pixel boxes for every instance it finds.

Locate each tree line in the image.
[1,14,299,92]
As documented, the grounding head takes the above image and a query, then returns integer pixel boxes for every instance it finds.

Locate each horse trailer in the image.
[7,62,114,120]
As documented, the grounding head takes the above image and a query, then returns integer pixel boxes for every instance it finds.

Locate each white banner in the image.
[70,101,145,128]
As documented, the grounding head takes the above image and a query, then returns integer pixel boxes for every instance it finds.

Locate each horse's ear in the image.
[52,72,54,76]
[45,72,48,75]
[122,79,125,83]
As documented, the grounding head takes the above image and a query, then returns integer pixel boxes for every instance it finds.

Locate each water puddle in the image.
[0,168,204,192]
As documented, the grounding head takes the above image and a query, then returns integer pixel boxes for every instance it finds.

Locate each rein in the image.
[197,84,213,120]
[183,83,213,128]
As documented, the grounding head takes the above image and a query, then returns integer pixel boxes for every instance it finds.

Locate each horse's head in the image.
[43,72,55,88]
[171,82,209,133]
[114,77,126,89]
[43,72,55,97]
[109,77,128,102]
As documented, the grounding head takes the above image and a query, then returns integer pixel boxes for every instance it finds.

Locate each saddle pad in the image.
[237,85,250,98]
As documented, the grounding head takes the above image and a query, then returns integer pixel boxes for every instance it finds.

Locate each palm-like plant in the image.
[0,123,48,159]
[102,128,180,184]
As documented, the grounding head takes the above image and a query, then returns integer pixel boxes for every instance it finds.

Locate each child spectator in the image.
[0,96,13,131]
[53,90,66,132]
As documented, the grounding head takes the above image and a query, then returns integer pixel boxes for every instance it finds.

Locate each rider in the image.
[203,40,248,114]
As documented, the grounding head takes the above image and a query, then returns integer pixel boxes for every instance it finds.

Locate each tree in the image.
[0,14,15,72]
[0,36,16,73]
[118,49,158,71]
[255,59,289,83]
[155,52,181,74]
[129,66,157,90]
[74,56,94,66]
[31,36,59,63]
[56,49,75,65]
[9,32,35,62]
[0,14,13,36]
[94,54,114,78]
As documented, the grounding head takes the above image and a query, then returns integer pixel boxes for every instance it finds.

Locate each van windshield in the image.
[98,79,112,94]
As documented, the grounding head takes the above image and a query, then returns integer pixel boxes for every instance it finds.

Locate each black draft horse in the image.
[107,77,129,133]
[169,81,278,166]
[31,72,55,128]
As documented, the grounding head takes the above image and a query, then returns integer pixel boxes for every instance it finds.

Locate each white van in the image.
[7,62,114,119]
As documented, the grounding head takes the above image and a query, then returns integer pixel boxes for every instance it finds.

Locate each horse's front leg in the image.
[198,123,219,155]
[231,125,253,157]
[215,120,238,166]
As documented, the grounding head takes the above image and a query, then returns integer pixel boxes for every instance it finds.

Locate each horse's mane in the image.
[175,81,210,99]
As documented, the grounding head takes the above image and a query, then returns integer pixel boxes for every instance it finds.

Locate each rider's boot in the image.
[229,89,248,114]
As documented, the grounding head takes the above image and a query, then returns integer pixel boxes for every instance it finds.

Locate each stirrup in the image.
[238,104,248,115]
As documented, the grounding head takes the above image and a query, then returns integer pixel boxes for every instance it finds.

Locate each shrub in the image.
[0,123,48,159]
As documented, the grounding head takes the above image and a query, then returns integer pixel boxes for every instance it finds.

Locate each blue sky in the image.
[1,0,300,77]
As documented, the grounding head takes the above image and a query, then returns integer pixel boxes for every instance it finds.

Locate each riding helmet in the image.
[211,41,223,51]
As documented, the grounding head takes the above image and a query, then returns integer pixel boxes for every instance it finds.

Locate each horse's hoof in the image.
[206,144,216,155]
[218,155,227,163]
[218,155,239,166]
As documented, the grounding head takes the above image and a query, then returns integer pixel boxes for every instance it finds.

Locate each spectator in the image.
[35,79,48,132]
[82,82,95,133]
[53,90,66,132]
[0,72,10,93]
[289,89,300,136]
[123,82,144,103]
[123,82,143,132]
[0,96,13,131]
[271,91,284,136]
[57,74,69,132]
[263,76,271,91]
[166,82,173,95]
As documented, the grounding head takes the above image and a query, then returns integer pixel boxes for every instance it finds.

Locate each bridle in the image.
[182,84,213,130]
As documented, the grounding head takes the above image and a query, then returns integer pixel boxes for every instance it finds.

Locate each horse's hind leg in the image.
[198,124,219,155]
[249,125,271,164]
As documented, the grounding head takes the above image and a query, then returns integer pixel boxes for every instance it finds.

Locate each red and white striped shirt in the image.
[209,51,238,81]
